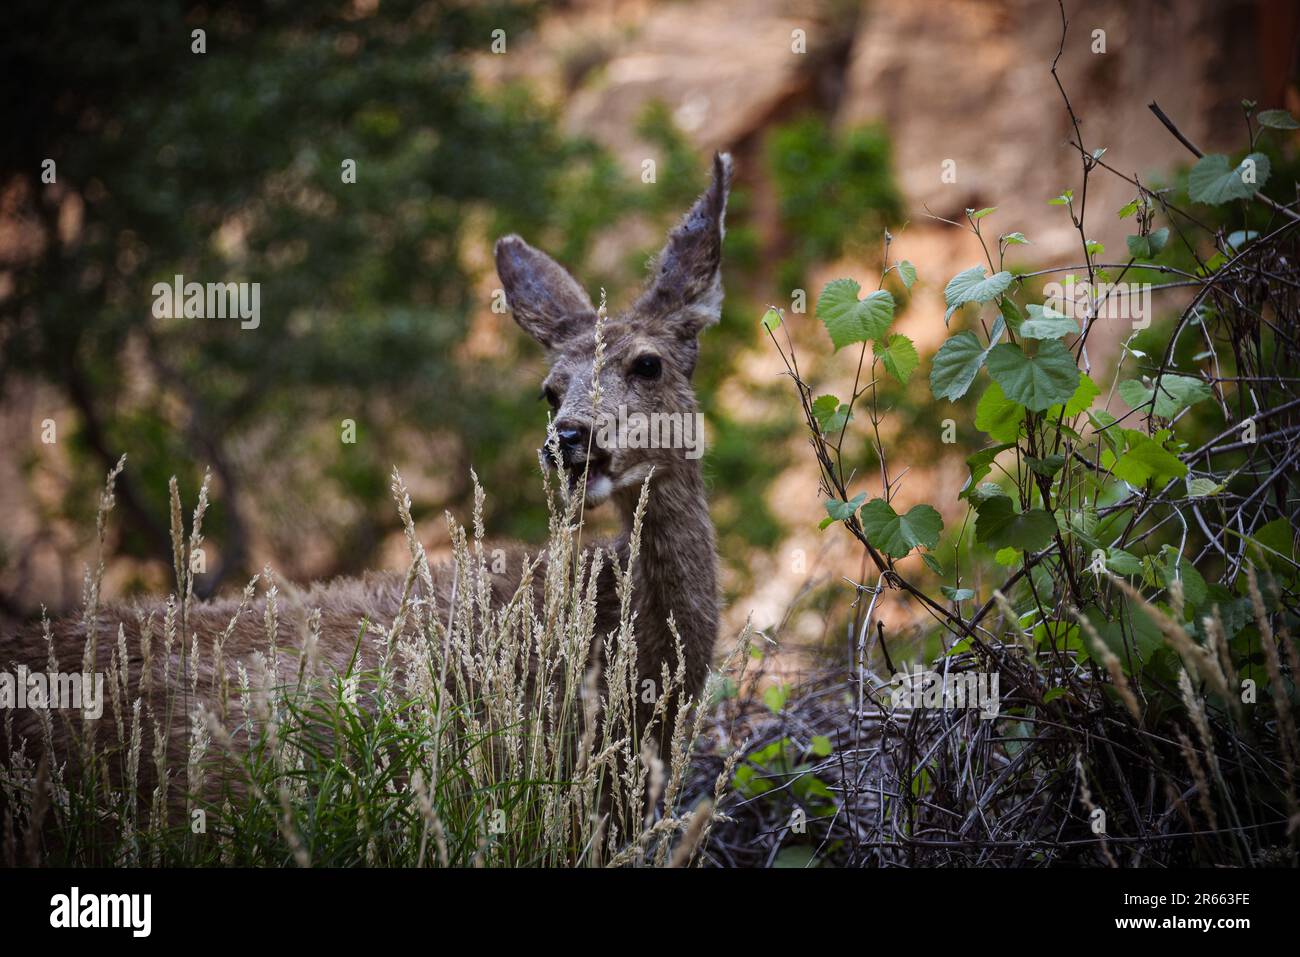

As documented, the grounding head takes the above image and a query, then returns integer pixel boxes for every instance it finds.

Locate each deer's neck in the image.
[612,465,718,699]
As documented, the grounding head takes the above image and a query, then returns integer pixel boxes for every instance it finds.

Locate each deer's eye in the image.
[630,354,662,380]
[542,386,561,409]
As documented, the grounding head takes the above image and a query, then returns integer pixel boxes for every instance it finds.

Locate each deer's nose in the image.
[555,423,590,462]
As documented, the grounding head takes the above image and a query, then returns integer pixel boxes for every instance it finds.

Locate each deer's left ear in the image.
[636,152,732,338]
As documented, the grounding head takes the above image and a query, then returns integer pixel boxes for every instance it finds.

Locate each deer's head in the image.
[495,153,731,508]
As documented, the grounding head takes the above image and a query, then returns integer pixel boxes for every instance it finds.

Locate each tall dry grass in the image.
[1,459,747,867]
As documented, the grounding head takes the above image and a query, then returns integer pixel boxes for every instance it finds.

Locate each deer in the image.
[1,153,731,814]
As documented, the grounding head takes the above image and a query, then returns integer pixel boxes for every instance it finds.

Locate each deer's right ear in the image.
[495,235,596,349]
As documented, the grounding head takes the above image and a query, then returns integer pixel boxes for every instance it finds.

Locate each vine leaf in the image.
[1186,476,1223,499]
[944,266,1013,323]
[1118,374,1211,418]
[1048,372,1100,418]
[975,381,1024,443]
[985,340,1080,412]
[859,498,943,558]
[930,331,992,402]
[974,496,1057,552]
[1105,431,1188,486]
[1105,548,1143,576]
[1017,304,1078,341]
[1125,228,1169,260]
[961,443,1015,499]
[1187,153,1270,204]
[823,491,867,526]
[874,334,919,384]
[812,394,850,434]
[816,279,895,350]
[1259,109,1300,130]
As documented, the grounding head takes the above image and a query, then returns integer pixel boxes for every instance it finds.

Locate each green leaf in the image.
[816,279,895,350]
[1018,304,1079,340]
[975,497,1057,552]
[811,394,851,433]
[921,552,944,575]
[761,306,782,332]
[897,260,917,290]
[1188,152,1271,204]
[985,340,1081,412]
[969,206,997,220]
[810,735,833,757]
[1001,231,1030,246]
[1106,548,1143,576]
[1118,374,1212,418]
[1106,432,1187,486]
[965,482,1008,507]
[1048,189,1073,206]
[859,498,944,558]
[944,266,1013,323]
[997,297,1024,335]
[941,586,975,602]
[824,492,866,522]
[1026,454,1065,477]
[962,443,1015,497]
[1185,476,1223,499]
[1157,546,1208,613]
[1258,109,1300,130]
[762,684,788,713]
[1126,234,1151,259]
[1049,372,1100,418]
[929,331,989,402]
[975,381,1024,443]
[1118,199,1140,218]
[1126,227,1171,260]
[874,334,920,384]
[773,846,818,868]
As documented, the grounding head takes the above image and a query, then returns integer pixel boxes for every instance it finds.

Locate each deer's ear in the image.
[637,152,732,337]
[495,235,596,349]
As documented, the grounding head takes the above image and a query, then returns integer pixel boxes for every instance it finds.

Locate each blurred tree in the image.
[0,0,663,594]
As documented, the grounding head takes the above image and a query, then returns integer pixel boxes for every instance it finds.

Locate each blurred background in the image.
[1,0,1297,660]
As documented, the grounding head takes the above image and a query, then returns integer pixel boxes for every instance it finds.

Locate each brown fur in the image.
[3,154,731,800]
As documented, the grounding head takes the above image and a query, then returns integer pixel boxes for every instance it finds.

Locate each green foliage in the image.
[1017,304,1078,340]
[974,382,1024,443]
[974,496,1056,552]
[1187,152,1270,204]
[816,279,895,350]
[874,334,920,384]
[1118,374,1212,418]
[759,65,1300,870]
[859,498,943,559]
[944,266,1013,323]
[930,332,995,402]
[766,115,902,290]
[985,340,1080,412]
